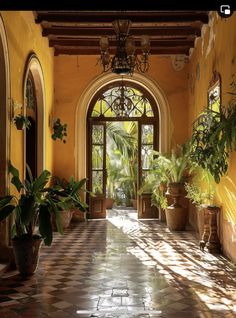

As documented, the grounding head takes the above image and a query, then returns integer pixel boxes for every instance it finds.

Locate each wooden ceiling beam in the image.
[49,38,195,48]
[54,46,190,56]
[35,11,209,24]
[43,26,201,37]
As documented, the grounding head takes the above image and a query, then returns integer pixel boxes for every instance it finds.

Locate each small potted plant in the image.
[13,114,31,130]
[51,118,67,143]
[52,175,88,227]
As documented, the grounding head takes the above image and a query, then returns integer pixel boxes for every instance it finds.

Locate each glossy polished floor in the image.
[0,209,236,318]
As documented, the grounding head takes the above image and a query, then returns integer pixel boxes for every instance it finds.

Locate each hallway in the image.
[0,210,236,318]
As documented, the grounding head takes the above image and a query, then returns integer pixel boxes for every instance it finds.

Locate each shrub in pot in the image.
[185,168,221,252]
[139,144,191,230]
[52,176,88,225]
[0,163,67,276]
[13,114,31,130]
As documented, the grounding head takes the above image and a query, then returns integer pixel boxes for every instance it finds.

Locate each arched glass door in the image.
[87,80,159,219]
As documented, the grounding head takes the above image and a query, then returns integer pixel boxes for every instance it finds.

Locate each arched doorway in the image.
[23,54,45,177]
[87,79,160,219]
[0,15,11,250]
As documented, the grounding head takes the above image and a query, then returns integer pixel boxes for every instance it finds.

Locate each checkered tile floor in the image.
[0,209,236,318]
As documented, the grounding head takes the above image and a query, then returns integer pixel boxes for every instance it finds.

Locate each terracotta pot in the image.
[165,182,188,230]
[131,199,137,210]
[106,198,114,209]
[52,210,72,231]
[165,206,188,230]
[71,208,86,222]
[12,236,42,276]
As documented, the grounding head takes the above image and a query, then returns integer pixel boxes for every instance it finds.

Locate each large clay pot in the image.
[131,199,137,210]
[105,198,114,209]
[52,210,72,231]
[12,236,42,276]
[165,182,188,231]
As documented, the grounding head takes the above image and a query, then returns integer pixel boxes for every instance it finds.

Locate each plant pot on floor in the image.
[165,182,188,230]
[131,199,137,210]
[106,198,115,209]
[12,235,42,276]
[52,210,72,231]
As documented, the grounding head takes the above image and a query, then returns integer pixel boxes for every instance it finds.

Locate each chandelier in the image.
[99,19,150,76]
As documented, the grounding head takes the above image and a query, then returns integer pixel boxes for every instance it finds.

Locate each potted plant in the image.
[13,114,31,130]
[139,143,191,229]
[0,162,69,276]
[51,118,67,143]
[185,169,221,253]
[52,176,88,226]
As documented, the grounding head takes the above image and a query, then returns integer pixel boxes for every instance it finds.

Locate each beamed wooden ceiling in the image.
[34,11,209,56]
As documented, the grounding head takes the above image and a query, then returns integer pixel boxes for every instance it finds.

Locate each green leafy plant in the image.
[52,176,89,212]
[14,114,31,130]
[189,108,229,183]
[0,162,69,246]
[51,118,67,143]
[189,78,236,183]
[185,168,216,208]
[138,144,191,209]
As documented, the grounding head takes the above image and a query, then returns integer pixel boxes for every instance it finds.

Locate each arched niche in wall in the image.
[23,54,45,176]
[0,15,11,249]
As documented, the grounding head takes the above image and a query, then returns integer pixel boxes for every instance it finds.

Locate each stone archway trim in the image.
[0,14,11,248]
[23,54,46,175]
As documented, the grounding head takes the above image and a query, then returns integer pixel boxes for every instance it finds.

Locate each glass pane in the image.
[208,85,220,113]
[145,103,154,117]
[26,74,36,111]
[141,125,153,144]
[142,170,151,184]
[92,171,103,194]
[92,125,104,144]
[91,84,155,118]
[92,145,103,169]
[141,145,153,169]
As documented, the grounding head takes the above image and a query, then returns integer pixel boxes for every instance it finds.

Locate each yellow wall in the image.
[188,12,236,260]
[53,55,189,180]
[0,11,54,177]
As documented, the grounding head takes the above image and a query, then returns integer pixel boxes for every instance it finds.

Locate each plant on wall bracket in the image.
[51,118,67,143]
[14,114,31,130]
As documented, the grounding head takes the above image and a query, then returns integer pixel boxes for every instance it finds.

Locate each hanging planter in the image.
[51,118,67,143]
[13,114,31,130]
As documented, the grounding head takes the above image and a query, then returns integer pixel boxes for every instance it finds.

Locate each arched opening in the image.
[23,54,45,176]
[0,15,11,252]
[75,72,170,220]
[25,70,37,179]
[87,79,160,219]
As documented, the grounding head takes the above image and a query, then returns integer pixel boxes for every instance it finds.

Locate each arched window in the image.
[26,71,37,112]
[208,71,221,113]
[26,71,37,179]
[88,80,157,119]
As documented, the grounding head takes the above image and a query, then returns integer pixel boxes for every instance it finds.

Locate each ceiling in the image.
[34,11,209,57]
